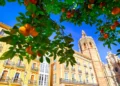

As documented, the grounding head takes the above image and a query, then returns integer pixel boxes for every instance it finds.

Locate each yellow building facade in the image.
[0,22,40,86]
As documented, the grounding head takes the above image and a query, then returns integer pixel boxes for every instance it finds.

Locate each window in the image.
[1,70,8,80]
[39,74,44,85]
[53,74,56,83]
[84,43,86,49]
[89,42,93,47]
[114,67,119,72]
[53,64,56,70]
[0,30,4,36]
[14,72,20,82]
[79,75,82,82]
[92,76,94,83]
[64,72,68,80]
[86,76,88,83]
[72,74,75,80]
[32,63,36,68]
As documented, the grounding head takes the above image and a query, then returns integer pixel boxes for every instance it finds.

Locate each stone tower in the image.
[79,30,109,86]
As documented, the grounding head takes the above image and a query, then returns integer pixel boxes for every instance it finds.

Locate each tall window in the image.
[84,43,86,49]
[39,74,44,85]
[53,64,56,70]
[32,63,36,68]
[79,74,82,82]
[14,72,20,81]
[64,72,68,80]
[86,76,88,83]
[72,74,75,81]
[89,42,93,47]
[53,74,56,83]
[1,70,8,80]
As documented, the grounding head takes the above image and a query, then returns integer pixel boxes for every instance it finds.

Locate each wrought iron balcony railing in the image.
[11,78,23,84]
[28,80,37,85]
[0,76,9,83]
[31,67,39,72]
[3,60,15,68]
[78,69,82,73]
[71,68,75,71]
[60,78,98,86]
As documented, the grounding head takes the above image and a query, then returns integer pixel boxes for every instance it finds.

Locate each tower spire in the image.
[82,30,86,37]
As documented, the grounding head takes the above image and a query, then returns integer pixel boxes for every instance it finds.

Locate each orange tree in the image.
[0,0,120,66]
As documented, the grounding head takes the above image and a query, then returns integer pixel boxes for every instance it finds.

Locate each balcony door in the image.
[30,75,34,84]
[1,70,8,80]
[32,63,36,68]
[14,72,20,82]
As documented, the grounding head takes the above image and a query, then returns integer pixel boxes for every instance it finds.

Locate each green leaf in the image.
[26,3,37,13]
[39,56,43,63]
[7,0,16,1]
[0,0,5,6]
[19,55,23,61]
[98,37,105,41]
[46,57,50,64]
[0,36,12,44]
[0,49,15,60]
[117,49,120,52]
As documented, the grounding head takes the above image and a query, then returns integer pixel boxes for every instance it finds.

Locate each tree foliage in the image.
[0,0,120,65]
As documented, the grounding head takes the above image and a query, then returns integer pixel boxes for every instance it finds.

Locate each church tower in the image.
[79,30,109,86]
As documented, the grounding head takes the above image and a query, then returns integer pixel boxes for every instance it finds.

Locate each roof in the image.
[0,22,11,30]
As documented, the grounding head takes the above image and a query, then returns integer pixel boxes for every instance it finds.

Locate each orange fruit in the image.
[112,7,120,15]
[24,24,31,31]
[99,2,105,8]
[114,21,119,26]
[37,51,41,57]
[88,4,92,9]
[61,8,65,12]
[89,0,94,4]
[104,33,109,39]
[24,0,29,6]
[67,11,71,16]
[110,25,116,30]
[30,0,37,4]
[100,29,104,33]
[19,26,29,36]
[26,46,33,55]
[32,14,36,18]
[29,27,38,37]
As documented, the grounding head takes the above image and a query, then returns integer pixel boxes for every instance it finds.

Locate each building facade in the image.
[0,22,40,86]
[104,52,120,86]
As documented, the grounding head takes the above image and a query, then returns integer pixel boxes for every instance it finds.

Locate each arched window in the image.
[84,43,86,49]
[89,42,93,48]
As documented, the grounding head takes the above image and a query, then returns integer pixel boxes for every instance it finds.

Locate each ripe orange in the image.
[89,0,94,4]
[88,4,92,9]
[32,14,36,18]
[19,26,29,36]
[104,33,109,39]
[99,2,105,8]
[24,0,29,6]
[26,46,33,55]
[30,0,37,4]
[61,8,65,12]
[112,7,120,15]
[37,51,41,57]
[24,24,31,31]
[100,29,104,33]
[110,25,116,30]
[114,21,119,26]
[29,27,38,37]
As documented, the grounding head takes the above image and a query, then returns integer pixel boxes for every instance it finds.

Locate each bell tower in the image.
[79,30,109,86]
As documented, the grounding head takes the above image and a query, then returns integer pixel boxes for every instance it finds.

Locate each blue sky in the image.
[0,2,119,63]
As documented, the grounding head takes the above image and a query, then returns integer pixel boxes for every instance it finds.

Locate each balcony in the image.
[84,64,87,67]
[78,69,82,73]
[71,68,75,72]
[0,76,9,84]
[31,67,39,74]
[77,62,80,65]
[60,78,98,86]
[85,72,88,75]
[3,60,14,69]
[11,78,23,85]
[64,67,69,71]
[15,63,25,71]
[28,80,37,85]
